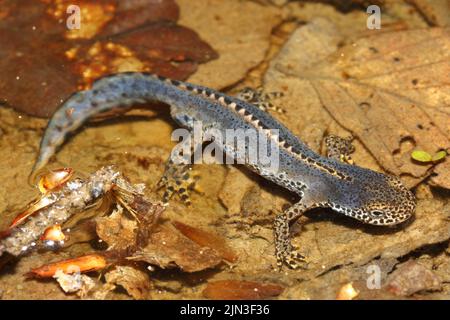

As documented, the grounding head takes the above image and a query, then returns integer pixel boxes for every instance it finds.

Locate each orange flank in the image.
[38,168,73,194]
[40,225,66,242]
[28,254,108,278]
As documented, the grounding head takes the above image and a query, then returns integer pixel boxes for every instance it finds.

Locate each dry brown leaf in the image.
[431,163,450,191]
[203,280,284,300]
[104,265,152,300]
[172,220,237,263]
[131,223,222,272]
[266,18,450,188]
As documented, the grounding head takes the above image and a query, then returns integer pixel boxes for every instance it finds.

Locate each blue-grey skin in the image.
[30,72,416,269]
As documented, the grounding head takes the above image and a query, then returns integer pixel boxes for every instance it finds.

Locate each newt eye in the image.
[370,210,384,217]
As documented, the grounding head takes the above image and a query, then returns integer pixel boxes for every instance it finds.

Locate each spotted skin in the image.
[325,134,355,164]
[30,72,416,269]
[156,158,198,205]
[237,87,285,113]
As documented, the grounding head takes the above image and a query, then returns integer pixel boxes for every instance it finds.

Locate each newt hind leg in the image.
[156,159,200,205]
[155,130,202,205]
[274,202,310,270]
[325,134,355,164]
[237,87,285,113]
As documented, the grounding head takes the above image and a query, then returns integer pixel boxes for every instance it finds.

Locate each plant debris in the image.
[0,166,120,257]
[130,223,223,273]
[104,265,152,300]
[53,269,96,296]
[96,205,138,251]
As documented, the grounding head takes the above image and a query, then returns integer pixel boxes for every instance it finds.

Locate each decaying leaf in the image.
[104,265,152,300]
[96,205,137,251]
[203,280,284,300]
[266,18,450,188]
[95,194,165,252]
[25,183,164,298]
[0,0,217,117]
[172,220,237,263]
[385,260,442,296]
[131,223,222,272]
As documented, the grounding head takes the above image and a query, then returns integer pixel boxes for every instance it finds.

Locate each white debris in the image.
[53,269,96,297]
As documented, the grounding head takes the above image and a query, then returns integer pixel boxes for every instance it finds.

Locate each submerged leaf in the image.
[131,223,222,272]
[104,265,152,300]
[96,206,137,251]
[203,280,284,300]
[0,0,217,117]
[172,220,238,263]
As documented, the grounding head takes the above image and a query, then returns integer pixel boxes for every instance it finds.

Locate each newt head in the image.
[329,168,416,226]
